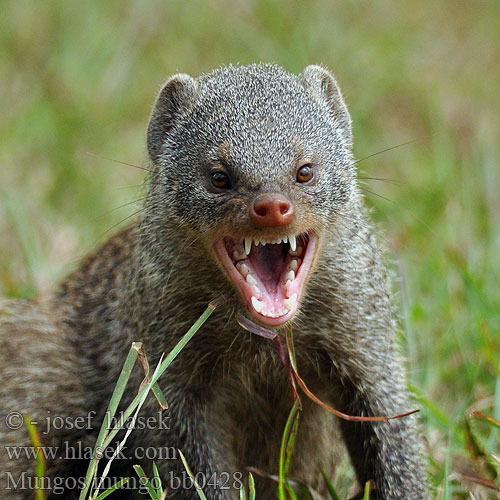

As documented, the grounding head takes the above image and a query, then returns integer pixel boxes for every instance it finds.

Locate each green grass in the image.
[1,0,499,498]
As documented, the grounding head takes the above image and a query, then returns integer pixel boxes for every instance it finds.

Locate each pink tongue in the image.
[249,244,285,292]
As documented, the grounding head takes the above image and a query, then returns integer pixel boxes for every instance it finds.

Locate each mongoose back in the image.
[0,64,427,499]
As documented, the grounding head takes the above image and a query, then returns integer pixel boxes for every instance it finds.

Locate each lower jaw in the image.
[246,304,296,327]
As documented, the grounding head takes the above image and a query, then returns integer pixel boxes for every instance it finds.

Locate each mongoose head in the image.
[147,64,355,327]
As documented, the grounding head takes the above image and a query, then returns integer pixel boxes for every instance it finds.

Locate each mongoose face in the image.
[147,64,355,326]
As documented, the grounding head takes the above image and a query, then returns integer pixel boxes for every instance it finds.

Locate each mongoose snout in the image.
[249,192,295,228]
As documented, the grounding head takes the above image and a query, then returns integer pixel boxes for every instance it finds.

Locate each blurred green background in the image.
[1,0,499,497]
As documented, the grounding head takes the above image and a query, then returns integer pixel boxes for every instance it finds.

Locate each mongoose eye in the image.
[210,171,232,190]
[296,164,314,183]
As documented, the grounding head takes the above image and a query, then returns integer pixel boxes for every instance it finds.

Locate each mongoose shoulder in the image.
[0,64,427,500]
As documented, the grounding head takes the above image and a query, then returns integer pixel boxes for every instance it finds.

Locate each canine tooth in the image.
[251,296,263,313]
[285,270,295,282]
[289,235,297,252]
[284,280,292,296]
[246,274,257,286]
[289,246,303,257]
[244,238,252,255]
[283,293,297,310]
[236,262,250,277]
[289,259,298,271]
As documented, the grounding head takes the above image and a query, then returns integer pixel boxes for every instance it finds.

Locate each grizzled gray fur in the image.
[0,64,427,499]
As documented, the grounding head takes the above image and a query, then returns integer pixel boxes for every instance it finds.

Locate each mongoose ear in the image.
[301,65,352,147]
[147,74,199,163]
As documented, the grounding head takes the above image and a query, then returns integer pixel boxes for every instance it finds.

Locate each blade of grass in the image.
[137,345,168,409]
[362,481,371,500]
[278,400,299,500]
[152,462,163,497]
[79,342,142,500]
[25,416,46,500]
[94,478,129,500]
[101,303,217,451]
[80,300,219,499]
[285,481,299,500]
[297,484,314,500]
[178,449,208,500]
[92,355,165,498]
[239,484,247,500]
[248,473,255,500]
[283,405,300,477]
[470,409,500,430]
[320,468,341,500]
[133,465,159,499]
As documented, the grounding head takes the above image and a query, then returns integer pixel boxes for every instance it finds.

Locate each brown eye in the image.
[296,164,314,183]
[210,171,232,190]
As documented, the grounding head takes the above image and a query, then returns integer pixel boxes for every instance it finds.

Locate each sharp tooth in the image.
[284,280,292,296]
[246,273,257,286]
[289,235,297,252]
[289,246,303,257]
[289,259,298,271]
[283,293,297,310]
[244,238,252,255]
[236,262,250,277]
[285,270,295,282]
[251,296,263,313]
[282,236,288,244]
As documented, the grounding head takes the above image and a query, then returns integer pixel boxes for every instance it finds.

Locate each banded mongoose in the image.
[0,64,427,499]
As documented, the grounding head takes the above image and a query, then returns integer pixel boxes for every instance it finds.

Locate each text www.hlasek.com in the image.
[4,442,177,461]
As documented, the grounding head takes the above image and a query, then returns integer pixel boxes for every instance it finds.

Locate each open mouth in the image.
[214,232,317,326]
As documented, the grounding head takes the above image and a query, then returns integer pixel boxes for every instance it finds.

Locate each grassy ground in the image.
[1,0,499,498]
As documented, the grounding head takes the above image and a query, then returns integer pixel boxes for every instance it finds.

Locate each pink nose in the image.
[249,193,295,228]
